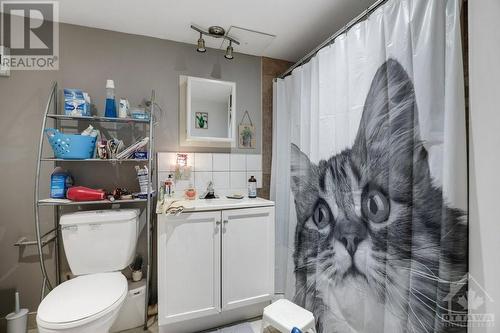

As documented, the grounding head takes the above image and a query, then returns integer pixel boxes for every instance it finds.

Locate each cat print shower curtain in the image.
[271,0,468,332]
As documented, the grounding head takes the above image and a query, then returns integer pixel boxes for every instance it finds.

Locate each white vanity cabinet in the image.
[157,200,275,332]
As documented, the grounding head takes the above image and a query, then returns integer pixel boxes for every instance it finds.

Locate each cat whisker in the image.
[389,265,467,285]
[410,287,467,314]
[409,288,468,327]
[389,281,433,333]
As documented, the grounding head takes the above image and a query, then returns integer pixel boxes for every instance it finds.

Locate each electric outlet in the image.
[0,46,10,77]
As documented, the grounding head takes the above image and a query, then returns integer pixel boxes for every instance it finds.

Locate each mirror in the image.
[182,76,236,146]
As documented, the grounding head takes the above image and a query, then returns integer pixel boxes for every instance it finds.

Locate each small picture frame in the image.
[239,124,256,149]
[195,112,208,129]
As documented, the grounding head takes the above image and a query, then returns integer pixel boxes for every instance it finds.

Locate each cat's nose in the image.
[334,219,367,257]
[340,235,362,257]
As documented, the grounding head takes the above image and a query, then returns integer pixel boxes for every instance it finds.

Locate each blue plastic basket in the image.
[45,128,96,159]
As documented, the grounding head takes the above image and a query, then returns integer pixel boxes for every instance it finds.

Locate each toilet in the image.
[37,209,143,333]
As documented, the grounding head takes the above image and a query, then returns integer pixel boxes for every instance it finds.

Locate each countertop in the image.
[156,197,274,214]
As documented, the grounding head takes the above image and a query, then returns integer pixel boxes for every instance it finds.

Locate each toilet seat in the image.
[37,272,127,330]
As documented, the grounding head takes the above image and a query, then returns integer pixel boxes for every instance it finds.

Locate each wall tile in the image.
[213,153,230,171]
[213,172,230,190]
[230,188,247,196]
[194,153,213,171]
[170,152,194,168]
[158,171,172,183]
[194,171,213,191]
[175,180,193,195]
[230,171,247,189]
[230,154,246,171]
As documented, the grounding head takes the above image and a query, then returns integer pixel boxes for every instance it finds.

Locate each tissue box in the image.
[64,89,90,116]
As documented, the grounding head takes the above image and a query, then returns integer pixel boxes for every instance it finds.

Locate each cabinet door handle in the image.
[223,220,228,224]
[216,221,221,225]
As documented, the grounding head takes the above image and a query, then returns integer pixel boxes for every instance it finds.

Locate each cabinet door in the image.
[222,207,275,311]
[158,211,222,325]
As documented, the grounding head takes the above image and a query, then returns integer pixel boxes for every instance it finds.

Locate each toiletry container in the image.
[118,99,129,118]
[248,175,257,198]
[105,80,117,118]
[50,167,73,199]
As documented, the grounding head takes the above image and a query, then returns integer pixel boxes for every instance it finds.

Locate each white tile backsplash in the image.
[213,153,230,171]
[158,171,172,183]
[159,152,263,195]
[213,172,230,190]
[230,171,247,189]
[194,153,213,171]
[194,171,213,191]
[230,154,246,171]
[246,154,262,171]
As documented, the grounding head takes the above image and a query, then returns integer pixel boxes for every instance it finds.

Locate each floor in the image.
[121,319,277,333]
[30,318,278,333]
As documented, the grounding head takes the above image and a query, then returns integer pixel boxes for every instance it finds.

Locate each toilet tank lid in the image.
[60,209,139,226]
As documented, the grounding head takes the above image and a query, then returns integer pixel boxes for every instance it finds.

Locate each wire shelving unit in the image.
[15,82,156,330]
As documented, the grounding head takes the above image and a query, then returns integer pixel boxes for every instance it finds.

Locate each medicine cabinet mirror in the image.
[179,76,236,147]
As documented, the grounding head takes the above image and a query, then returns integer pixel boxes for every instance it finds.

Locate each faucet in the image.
[201,181,217,199]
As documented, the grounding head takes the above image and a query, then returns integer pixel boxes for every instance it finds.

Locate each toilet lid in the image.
[37,272,127,325]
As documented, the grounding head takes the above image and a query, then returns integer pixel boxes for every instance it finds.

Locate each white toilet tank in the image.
[60,209,142,276]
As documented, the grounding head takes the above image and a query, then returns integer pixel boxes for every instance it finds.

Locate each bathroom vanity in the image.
[157,198,275,333]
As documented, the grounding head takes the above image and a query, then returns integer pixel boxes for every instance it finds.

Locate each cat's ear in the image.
[290,143,320,220]
[352,59,428,196]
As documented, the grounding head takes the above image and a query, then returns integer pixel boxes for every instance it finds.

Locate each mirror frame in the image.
[186,76,236,144]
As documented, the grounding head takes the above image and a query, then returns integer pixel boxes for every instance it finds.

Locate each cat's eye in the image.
[312,200,332,229]
[362,189,390,224]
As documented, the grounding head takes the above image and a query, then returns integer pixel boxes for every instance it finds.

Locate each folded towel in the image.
[156,198,195,215]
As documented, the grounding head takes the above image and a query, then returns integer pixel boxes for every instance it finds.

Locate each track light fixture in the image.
[224,41,234,60]
[197,32,206,53]
[190,25,240,60]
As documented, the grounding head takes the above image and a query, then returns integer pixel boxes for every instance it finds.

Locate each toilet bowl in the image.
[37,272,127,333]
[36,209,142,333]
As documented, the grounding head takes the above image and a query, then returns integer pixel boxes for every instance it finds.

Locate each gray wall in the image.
[0,22,262,320]
[468,1,500,331]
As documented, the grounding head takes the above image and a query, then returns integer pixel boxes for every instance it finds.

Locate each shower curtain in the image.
[271,0,468,332]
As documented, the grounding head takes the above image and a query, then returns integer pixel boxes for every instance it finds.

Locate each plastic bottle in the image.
[248,176,257,198]
[50,167,73,199]
[165,174,175,197]
[104,79,117,118]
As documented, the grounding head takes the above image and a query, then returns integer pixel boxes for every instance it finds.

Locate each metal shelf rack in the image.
[25,82,156,330]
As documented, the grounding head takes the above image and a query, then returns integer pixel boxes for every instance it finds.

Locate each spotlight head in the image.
[224,41,234,60]
[197,33,206,52]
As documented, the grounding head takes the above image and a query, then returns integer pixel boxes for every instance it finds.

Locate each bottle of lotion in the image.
[248,176,257,198]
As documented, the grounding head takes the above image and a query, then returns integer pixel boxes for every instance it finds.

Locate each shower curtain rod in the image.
[278,0,387,79]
